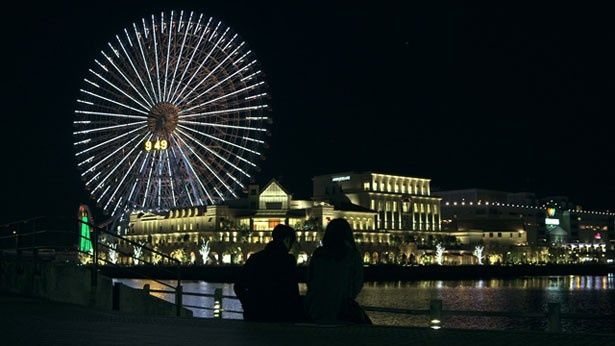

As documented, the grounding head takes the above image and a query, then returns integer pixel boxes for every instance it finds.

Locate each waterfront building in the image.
[312,172,442,231]
[122,179,386,265]
[435,189,615,263]
[115,179,612,266]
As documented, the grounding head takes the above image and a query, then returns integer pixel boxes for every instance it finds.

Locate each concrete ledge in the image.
[0,258,191,318]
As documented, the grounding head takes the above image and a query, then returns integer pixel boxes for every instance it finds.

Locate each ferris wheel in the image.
[74,11,270,218]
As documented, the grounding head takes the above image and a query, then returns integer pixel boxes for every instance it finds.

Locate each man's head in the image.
[272,224,297,251]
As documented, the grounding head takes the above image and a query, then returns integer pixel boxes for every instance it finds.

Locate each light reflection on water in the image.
[116,274,615,333]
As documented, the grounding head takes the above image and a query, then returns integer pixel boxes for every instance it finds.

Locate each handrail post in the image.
[143,283,150,295]
[214,288,223,319]
[91,228,99,288]
[14,229,19,258]
[175,284,183,317]
[112,282,121,311]
[547,303,561,333]
[32,219,38,263]
[429,299,442,329]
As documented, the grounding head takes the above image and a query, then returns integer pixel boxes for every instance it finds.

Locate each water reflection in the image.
[116,275,615,333]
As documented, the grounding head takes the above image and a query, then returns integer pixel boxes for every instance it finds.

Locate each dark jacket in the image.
[305,245,363,323]
[233,240,302,322]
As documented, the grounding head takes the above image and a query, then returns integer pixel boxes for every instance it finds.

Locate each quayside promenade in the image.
[1,293,612,346]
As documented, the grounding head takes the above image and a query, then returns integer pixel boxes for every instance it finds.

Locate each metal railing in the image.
[0,216,185,316]
[144,286,242,318]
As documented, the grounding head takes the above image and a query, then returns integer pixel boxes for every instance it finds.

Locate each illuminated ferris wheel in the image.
[74,11,270,218]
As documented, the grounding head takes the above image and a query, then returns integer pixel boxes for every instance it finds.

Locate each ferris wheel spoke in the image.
[162,11,174,101]
[91,132,150,191]
[82,131,146,179]
[119,28,156,105]
[125,150,151,209]
[74,110,147,120]
[172,24,231,105]
[170,135,214,204]
[104,148,146,211]
[181,60,258,109]
[178,118,267,132]
[75,125,146,157]
[73,120,147,135]
[157,150,163,208]
[151,14,163,102]
[175,128,251,178]
[168,15,210,104]
[87,65,149,111]
[166,11,191,103]
[141,150,158,208]
[100,48,152,109]
[175,133,237,198]
[177,124,260,156]
[80,89,148,115]
[226,172,245,189]
[165,150,178,207]
[134,22,159,103]
[174,35,241,105]
[183,81,264,113]
[178,105,269,122]
[110,38,156,107]
[169,145,197,206]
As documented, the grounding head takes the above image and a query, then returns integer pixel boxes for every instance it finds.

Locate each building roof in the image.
[259,178,291,197]
[313,171,430,181]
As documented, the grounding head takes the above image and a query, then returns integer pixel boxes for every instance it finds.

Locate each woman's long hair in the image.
[321,218,356,261]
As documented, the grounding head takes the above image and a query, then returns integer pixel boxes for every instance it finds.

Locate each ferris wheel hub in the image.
[147,102,179,137]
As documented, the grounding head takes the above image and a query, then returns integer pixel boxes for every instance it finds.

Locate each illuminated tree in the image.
[199,239,211,264]
[108,243,119,264]
[151,246,163,265]
[435,243,445,265]
[170,248,188,263]
[73,11,271,220]
[133,242,145,265]
[473,245,485,265]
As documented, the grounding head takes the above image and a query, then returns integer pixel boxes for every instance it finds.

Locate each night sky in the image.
[2,1,614,223]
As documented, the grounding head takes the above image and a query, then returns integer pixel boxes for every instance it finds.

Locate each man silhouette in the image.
[234,224,302,322]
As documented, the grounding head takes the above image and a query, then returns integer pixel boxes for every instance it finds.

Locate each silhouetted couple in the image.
[234,218,371,324]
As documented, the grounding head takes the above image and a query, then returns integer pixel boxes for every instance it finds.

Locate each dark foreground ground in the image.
[1,293,612,346]
[102,263,615,282]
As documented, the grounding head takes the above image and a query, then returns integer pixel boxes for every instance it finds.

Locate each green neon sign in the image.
[79,216,92,252]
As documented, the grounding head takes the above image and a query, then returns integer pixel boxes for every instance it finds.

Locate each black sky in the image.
[2,1,614,223]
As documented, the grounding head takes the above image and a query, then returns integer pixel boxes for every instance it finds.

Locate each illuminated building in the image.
[122,179,384,265]
[436,189,614,263]
[312,172,442,231]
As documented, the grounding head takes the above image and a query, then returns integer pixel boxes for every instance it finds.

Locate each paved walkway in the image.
[0,294,611,346]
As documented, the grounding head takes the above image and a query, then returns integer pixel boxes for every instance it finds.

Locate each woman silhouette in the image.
[305,218,370,324]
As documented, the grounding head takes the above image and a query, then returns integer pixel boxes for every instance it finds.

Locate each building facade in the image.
[313,172,442,231]
[435,189,615,263]
[121,179,388,265]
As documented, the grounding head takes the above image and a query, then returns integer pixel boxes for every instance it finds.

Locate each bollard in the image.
[112,282,120,311]
[214,288,223,319]
[143,284,150,295]
[547,303,561,333]
[429,299,442,329]
[175,284,183,317]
